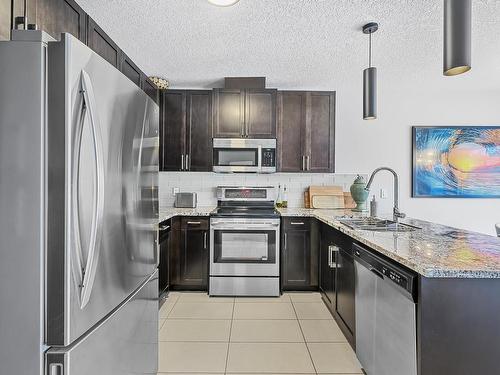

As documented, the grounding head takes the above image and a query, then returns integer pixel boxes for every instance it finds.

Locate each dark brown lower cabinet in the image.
[281,218,318,291]
[319,223,355,348]
[169,217,209,291]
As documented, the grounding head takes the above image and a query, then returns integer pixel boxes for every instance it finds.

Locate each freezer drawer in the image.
[45,271,158,375]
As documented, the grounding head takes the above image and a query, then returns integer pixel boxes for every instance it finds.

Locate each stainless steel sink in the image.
[339,217,421,232]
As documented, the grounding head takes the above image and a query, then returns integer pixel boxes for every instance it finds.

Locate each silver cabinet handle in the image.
[306,155,311,171]
[204,232,207,249]
[328,245,332,268]
[160,225,170,231]
[284,233,287,250]
[329,245,339,269]
[187,221,201,225]
[290,221,305,225]
[302,155,306,171]
[181,154,185,170]
[185,154,189,170]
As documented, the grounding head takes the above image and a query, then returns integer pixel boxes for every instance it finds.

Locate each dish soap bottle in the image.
[370,195,378,217]
[276,185,282,208]
[281,185,288,208]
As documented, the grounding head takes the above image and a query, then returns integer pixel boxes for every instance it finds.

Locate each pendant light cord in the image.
[369,32,372,68]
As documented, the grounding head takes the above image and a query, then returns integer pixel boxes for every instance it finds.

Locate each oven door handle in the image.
[210,224,280,230]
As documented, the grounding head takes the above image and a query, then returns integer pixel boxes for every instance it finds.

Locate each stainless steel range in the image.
[210,186,281,296]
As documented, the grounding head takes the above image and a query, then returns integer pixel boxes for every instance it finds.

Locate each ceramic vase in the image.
[350,175,369,212]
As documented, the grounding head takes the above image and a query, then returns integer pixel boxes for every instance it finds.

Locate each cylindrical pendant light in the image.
[363,22,378,120]
[443,0,472,76]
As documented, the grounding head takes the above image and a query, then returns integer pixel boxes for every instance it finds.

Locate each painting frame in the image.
[412,126,500,198]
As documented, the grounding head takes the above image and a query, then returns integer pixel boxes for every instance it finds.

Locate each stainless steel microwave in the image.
[212,138,276,173]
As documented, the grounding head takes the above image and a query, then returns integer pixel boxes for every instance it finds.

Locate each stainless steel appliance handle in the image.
[257,145,262,172]
[181,154,185,170]
[211,224,279,230]
[187,221,201,225]
[77,70,105,309]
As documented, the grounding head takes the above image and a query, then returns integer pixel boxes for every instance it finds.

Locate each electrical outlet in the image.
[172,187,180,196]
[380,188,388,199]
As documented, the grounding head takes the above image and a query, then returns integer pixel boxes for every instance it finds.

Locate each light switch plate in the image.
[172,187,180,196]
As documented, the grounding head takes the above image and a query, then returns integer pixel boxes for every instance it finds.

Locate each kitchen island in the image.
[160,206,500,375]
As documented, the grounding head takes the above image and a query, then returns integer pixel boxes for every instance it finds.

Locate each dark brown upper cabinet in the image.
[278,91,335,173]
[35,0,87,42]
[119,52,142,87]
[213,88,277,139]
[160,90,212,172]
[142,75,159,104]
[86,16,120,68]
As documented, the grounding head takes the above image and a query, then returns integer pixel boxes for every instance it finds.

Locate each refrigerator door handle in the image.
[75,70,105,309]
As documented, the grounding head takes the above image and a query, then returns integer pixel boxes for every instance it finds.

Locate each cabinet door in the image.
[282,220,311,290]
[119,52,141,87]
[320,225,335,310]
[336,247,355,335]
[179,219,208,290]
[86,17,120,68]
[245,89,277,138]
[213,89,244,138]
[306,92,335,172]
[36,0,87,42]
[160,90,186,171]
[186,91,212,171]
[277,91,306,172]
[142,76,159,104]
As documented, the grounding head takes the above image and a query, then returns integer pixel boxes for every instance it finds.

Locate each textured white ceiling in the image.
[77,0,500,90]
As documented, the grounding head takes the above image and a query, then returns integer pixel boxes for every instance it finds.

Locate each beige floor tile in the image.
[235,294,291,303]
[293,302,333,320]
[299,319,347,342]
[233,302,296,319]
[178,292,235,303]
[158,373,223,375]
[158,318,166,331]
[230,320,303,342]
[308,342,363,374]
[159,299,177,318]
[287,292,323,303]
[226,342,315,373]
[168,302,234,320]
[158,342,228,373]
[159,319,231,342]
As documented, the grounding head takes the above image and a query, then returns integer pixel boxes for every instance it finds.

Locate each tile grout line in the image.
[224,298,235,375]
[291,300,319,375]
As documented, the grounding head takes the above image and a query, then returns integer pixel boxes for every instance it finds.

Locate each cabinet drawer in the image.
[180,217,209,230]
[282,217,311,230]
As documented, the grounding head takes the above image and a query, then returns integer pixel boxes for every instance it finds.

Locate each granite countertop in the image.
[159,206,215,222]
[159,206,500,279]
[279,207,500,279]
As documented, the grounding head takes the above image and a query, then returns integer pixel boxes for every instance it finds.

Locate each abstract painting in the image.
[412,126,500,198]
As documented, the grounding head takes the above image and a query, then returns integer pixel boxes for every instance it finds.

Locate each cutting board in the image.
[308,186,345,209]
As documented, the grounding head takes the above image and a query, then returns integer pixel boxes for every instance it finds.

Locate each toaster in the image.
[174,192,197,208]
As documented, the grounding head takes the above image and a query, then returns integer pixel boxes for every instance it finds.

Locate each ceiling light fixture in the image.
[208,0,240,6]
[443,0,472,76]
[362,22,378,120]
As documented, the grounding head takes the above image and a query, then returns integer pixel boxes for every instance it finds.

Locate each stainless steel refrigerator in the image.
[0,30,159,375]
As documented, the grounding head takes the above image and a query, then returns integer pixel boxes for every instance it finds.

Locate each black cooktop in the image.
[210,206,281,218]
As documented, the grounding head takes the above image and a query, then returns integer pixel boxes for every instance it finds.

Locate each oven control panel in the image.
[261,149,275,167]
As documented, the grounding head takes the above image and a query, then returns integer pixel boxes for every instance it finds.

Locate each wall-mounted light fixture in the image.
[443,0,472,76]
[362,22,378,120]
[208,0,240,6]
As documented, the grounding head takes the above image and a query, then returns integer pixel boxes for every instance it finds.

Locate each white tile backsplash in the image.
[159,172,362,210]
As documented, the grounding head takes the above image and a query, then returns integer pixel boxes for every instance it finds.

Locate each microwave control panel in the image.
[261,149,276,167]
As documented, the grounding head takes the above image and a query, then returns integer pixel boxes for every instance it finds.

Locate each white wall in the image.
[335,78,500,236]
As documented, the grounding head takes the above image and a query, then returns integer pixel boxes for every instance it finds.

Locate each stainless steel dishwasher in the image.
[353,243,418,375]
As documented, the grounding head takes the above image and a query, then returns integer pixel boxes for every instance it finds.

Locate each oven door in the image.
[212,147,261,173]
[210,218,280,276]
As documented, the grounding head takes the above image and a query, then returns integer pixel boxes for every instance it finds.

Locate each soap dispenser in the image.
[370,195,378,218]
